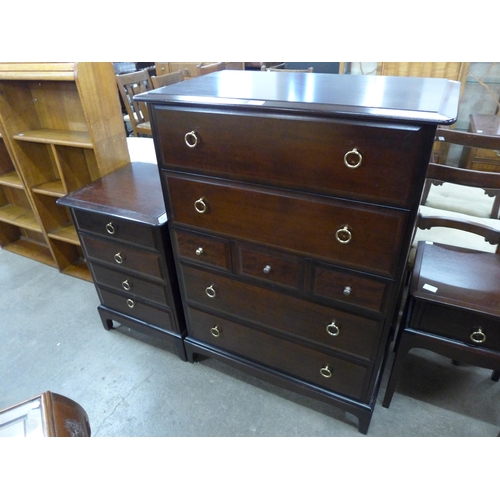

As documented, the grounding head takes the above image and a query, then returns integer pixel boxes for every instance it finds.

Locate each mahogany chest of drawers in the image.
[137,71,459,433]
[58,162,186,360]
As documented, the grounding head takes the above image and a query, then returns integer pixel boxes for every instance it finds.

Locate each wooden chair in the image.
[261,63,313,73]
[116,69,153,137]
[383,161,500,409]
[196,62,225,76]
[151,70,184,89]
[422,127,500,219]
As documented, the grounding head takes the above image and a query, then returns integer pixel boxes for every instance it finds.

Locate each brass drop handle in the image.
[195,247,204,256]
[326,321,340,337]
[122,279,131,291]
[335,225,352,244]
[184,130,200,148]
[194,197,208,214]
[106,222,115,234]
[114,252,124,264]
[126,299,135,309]
[205,284,217,298]
[344,148,363,169]
[210,325,222,337]
[470,328,486,344]
[320,365,333,378]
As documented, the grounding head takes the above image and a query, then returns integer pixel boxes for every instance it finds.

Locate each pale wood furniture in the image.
[155,62,244,80]
[0,391,90,437]
[0,62,130,280]
[383,160,500,409]
[137,71,459,433]
[58,162,186,359]
[152,70,184,89]
[115,69,153,137]
[196,62,225,76]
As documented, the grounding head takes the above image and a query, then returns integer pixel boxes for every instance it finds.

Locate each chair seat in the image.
[412,241,500,317]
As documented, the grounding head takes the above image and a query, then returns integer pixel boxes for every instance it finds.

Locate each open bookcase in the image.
[0,63,130,281]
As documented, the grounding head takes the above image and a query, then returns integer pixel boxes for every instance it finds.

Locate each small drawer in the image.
[236,243,303,290]
[312,263,391,314]
[410,299,500,351]
[91,263,170,307]
[181,264,383,362]
[154,107,428,207]
[99,288,174,331]
[173,227,231,270]
[73,209,157,249]
[81,233,163,278]
[187,307,371,402]
[166,173,408,278]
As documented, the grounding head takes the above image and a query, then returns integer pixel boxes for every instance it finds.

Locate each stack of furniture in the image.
[0,62,130,281]
[137,70,460,433]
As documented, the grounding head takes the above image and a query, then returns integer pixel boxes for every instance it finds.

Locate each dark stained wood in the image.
[138,71,460,433]
[58,162,186,359]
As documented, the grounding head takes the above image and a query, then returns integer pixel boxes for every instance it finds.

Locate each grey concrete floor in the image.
[1,247,499,437]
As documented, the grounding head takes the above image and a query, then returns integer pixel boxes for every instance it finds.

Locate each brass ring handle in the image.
[195,247,204,256]
[184,130,199,148]
[205,284,217,298]
[122,279,131,291]
[114,252,124,264]
[470,328,486,344]
[320,365,333,378]
[210,325,222,337]
[344,148,363,169]
[194,197,208,214]
[335,225,352,244]
[326,321,340,337]
[126,299,135,309]
[106,222,115,235]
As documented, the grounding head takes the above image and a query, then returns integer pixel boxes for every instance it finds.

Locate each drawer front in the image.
[181,265,383,362]
[188,307,371,402]
[99,289,174,331]
[73,210,157,249]
[154,107,428,207]
[312,263,391,314]
[81,233,163,278]
[91,263,169,307]
[235,243,303,290]
[410,300,500,351]
[173,227,231,270]
[166,174,408,277]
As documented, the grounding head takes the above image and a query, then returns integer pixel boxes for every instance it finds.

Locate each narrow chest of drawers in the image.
[138,71,459,433]
[58,162,186,360]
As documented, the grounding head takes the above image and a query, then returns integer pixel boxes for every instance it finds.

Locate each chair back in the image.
[116,69,153,136]
[416,128,500,254]
[152,70,184,89]
[196,62,225,76]
[261,64,313,73]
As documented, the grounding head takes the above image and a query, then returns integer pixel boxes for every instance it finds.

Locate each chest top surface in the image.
[136,71,460,125]
[58,162,166,225]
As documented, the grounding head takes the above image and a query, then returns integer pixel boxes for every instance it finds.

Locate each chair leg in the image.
[492,370,500,382]
[382,328,416,408]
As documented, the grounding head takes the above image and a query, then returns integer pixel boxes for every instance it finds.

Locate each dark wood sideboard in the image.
[136,71,460,433]
[58,162,186,360]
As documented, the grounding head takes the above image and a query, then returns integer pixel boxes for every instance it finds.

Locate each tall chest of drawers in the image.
[58,162,186,360]
[138,71,459,433]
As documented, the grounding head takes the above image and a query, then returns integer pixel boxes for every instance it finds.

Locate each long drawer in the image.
[99,289,175,331]
[188,307,371,402]
[165,173,409,277]
[81,233,163,278]
[153,107,428,207]
[181,264,383,362]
